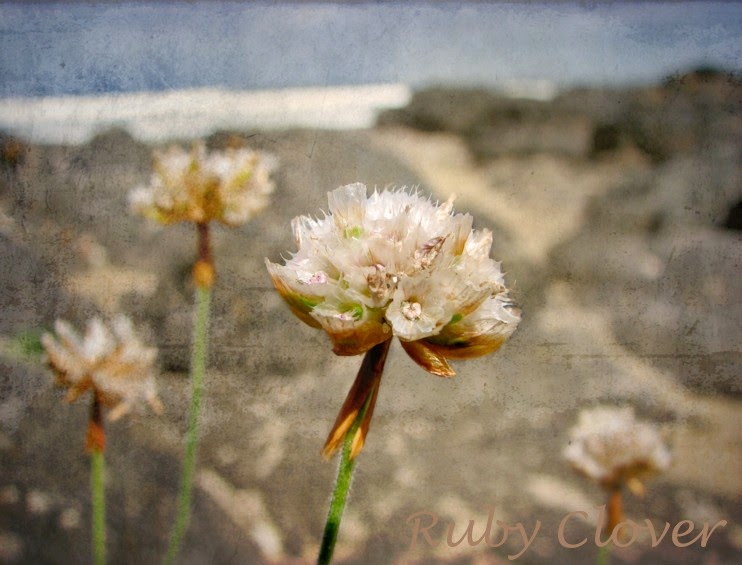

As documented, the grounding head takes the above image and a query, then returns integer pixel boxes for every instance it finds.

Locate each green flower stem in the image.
[597,543,611,565]
[317,393,373,565]
[91,448,106,565]
[165,284,211,565]
[87,392,106,565]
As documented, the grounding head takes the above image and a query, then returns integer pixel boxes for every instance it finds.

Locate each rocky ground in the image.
[0,69,740,564]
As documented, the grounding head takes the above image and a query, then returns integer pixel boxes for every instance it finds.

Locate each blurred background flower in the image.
[129,143,276,227]
[42,316,161,422]
[564,405,671,493]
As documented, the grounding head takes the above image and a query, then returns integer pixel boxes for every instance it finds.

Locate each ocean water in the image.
[0,1,740,142]
[1,1,740,97]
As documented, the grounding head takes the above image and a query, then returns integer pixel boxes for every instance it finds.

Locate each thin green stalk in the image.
[91,448,106,565]
[317,394,373,565]
[165,285,211,564]
[597,543,611,565]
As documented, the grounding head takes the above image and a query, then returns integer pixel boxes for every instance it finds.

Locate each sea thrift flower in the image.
[129,142,277,227]
[564,406,671,539]
[42,316,162,423]
[129,143,276,562]
[267,183,520,368]
[564,406,671,491]
[43,317,160,564]
[267,183,520,456]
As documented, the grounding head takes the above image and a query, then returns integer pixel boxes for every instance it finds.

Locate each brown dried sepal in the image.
[322,339,392,460]
[399,339,455,377]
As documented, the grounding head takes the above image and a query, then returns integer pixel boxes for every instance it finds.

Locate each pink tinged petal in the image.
[297,271,328,285]
[399,339,455,377]
[414,236,446,270]
[265,260,323,329]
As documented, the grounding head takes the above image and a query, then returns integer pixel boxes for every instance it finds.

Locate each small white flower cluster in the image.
[564,406,671,488]
[42,316,161,420]
[129,142,277,226]
[267,183,520,375]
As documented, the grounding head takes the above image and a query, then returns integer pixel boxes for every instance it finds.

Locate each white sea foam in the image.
[0,81,561,145]
[0,84,413,145]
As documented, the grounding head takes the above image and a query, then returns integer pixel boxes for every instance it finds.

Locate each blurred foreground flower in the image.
[42,316,161,431]
[42,316,160,565]
[267,183,520,564]
[564,406,671,545]
[131,142,277,564]
[267,183,520,458]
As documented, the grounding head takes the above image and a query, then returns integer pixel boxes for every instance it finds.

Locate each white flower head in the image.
[42,316,162,420]
[266,183,520,375]
[564,406,671,490]
[129,142,277,227]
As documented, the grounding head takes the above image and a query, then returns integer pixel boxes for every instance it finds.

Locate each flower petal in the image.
[265,259,323,329]
[327,182,367,233]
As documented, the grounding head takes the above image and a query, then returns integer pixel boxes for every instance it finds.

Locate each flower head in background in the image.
[266,183,520,377]
[42,316,162,421]
[564,405,671,494]
[129,142,277,227]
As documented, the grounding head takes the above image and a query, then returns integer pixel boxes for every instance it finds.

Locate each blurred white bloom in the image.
[564,406,671,490]
[266,183,520,376]
[129,142,277,226]
[42,316,162,420]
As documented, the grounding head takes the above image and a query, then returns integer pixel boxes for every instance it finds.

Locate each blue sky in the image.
[1,1,740,96]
